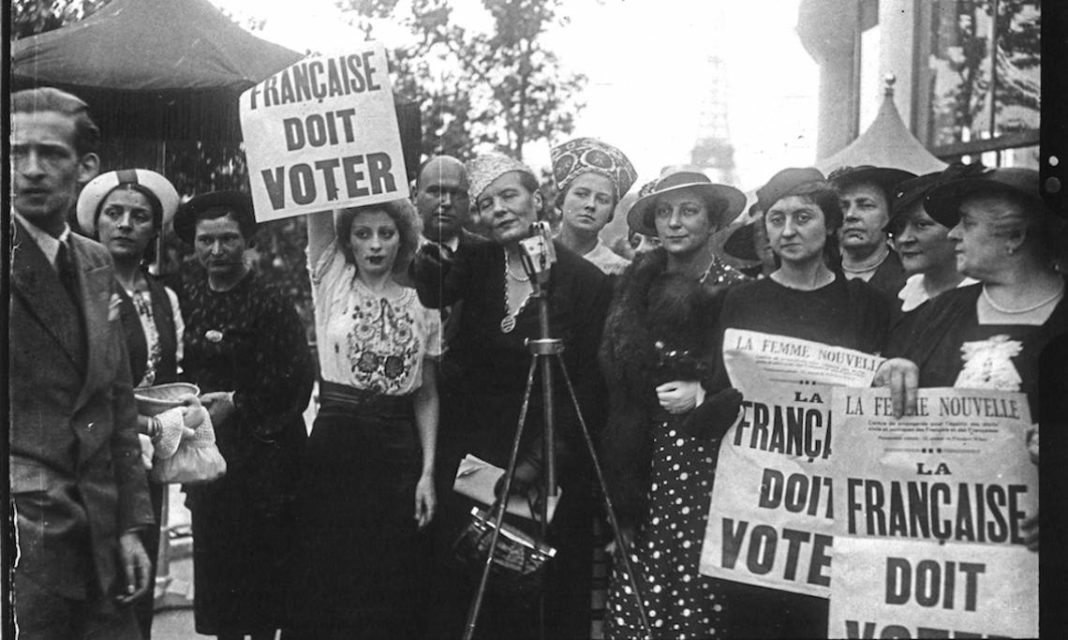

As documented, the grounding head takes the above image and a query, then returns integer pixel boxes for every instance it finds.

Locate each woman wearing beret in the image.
[287,199,440,639]
[77,169,199,640]
[551,137,638,275]
[173,192,315,640]
[410,153,613,640]
[712,168,894,638]
[599,168,748,640]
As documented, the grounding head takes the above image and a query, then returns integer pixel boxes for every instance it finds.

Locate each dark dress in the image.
[712,272,893,639]
[599,249,748,640]
[864,247,907,299]
[116,274,180,640]
[287,244,442,639]
[177,268,314,636]
[412,239,612,640]
[884,281,1068,417]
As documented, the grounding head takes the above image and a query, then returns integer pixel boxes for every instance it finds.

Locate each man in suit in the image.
[10,87,154,639]
[411,155,488,348]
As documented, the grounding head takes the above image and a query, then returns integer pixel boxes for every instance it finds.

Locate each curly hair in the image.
[335,199,423,275]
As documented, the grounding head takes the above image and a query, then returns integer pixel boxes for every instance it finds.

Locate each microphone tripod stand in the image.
[461,230,651,640]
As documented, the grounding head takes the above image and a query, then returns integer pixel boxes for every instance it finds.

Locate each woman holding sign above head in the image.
[172,192,316,640]
[287,198,441,640]
[598,168,750,640]
[710,168,895,638]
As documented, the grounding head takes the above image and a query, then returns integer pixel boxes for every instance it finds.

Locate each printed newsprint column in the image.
[698,330,884,597]
[828,387,1037,638]
[239,44,409,222]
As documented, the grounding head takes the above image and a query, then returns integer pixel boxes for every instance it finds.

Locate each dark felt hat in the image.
[721,220,759,262]
[174,191,256,244]
[923,167,1047,228]
[828,165,917,200]
[888,163,987,232]
[626,170,746,236]
[755,167,826,213]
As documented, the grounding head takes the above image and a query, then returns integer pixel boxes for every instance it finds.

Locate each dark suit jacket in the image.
[9,220,154,602]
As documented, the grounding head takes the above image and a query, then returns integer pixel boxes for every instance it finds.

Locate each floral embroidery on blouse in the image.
[346,287,423,394]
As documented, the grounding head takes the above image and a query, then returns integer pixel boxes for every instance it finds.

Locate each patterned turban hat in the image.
[466,153,538,203]
[550,137,637,201]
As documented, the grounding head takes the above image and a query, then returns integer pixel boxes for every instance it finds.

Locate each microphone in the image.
[518,221,556,287]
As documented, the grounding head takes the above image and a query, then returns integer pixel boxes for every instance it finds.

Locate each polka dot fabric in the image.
[604,421,727,639]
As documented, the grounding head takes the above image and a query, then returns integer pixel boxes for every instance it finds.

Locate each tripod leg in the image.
[461,356,540,640]
[555,356,653,639]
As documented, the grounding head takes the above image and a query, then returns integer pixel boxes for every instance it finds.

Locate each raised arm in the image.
[305,210,337,267]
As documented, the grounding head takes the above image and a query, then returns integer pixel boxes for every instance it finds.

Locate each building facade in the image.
[798,0,1040,169]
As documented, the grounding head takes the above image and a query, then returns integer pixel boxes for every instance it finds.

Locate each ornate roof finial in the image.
[883,73,897,97]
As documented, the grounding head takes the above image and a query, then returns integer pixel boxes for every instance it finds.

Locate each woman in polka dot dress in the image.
[599,171,748,639]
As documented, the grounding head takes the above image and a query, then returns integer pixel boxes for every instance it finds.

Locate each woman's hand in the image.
[414,473,436,530]
[200,391,236,426]
[872,358,920,418]
[655,380,705,414]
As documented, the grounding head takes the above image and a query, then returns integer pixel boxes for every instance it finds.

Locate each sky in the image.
[209,0,820,194]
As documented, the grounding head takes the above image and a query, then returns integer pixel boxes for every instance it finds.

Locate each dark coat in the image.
[9,221,154,603]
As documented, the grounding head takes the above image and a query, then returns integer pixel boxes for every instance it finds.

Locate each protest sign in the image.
[699,382,836,596]
[721,328,883,390]
[828,387,1037,638]
[240,44,409,222]
[699,331,883,596]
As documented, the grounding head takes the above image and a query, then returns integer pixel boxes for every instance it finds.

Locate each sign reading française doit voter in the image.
[827,387,1037,638]
[698,330,885,598]
[240,44,408,222]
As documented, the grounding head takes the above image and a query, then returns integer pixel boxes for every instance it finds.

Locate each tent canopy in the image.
[816,81,948,176]
[13,0,303,91]
[12,0,422,173]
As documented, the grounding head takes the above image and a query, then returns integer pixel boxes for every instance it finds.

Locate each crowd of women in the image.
[80,134,1064,639]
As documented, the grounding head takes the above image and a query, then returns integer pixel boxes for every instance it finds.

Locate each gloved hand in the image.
[678,387,743,440]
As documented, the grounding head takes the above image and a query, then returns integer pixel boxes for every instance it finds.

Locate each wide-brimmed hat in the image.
[76,169,179,236]
[551,137,637,200]
[755,167,827,214]
[828,165,917,200]
[626,169,746,236]
[923,167,1049,228]
[174,191,256,244]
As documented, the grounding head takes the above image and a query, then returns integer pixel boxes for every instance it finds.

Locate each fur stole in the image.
[598,249,722,527]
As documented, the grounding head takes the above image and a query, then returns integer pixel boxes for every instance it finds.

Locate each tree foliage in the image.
[342,0,588,160]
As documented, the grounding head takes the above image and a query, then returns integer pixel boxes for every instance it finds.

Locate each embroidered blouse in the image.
[311,241,441,395]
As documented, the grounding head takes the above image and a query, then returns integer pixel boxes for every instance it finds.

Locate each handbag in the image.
[451,505,557,595]
[150,406,227,484]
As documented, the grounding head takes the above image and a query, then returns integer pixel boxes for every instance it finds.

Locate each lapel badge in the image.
[205,329,224,343]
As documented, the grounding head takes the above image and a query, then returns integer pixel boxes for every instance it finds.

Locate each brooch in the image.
[205,330,224,343]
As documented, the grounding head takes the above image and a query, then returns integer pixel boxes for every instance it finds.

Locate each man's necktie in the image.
[56,240,81,306]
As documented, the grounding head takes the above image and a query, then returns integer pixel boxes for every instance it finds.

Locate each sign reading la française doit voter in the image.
[239,44,409,223]
[698,330,884,598]
[828,387,1037,638]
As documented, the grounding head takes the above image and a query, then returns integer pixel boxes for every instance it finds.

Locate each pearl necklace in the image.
[981,282,1064,314]
[501,254,532,333]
